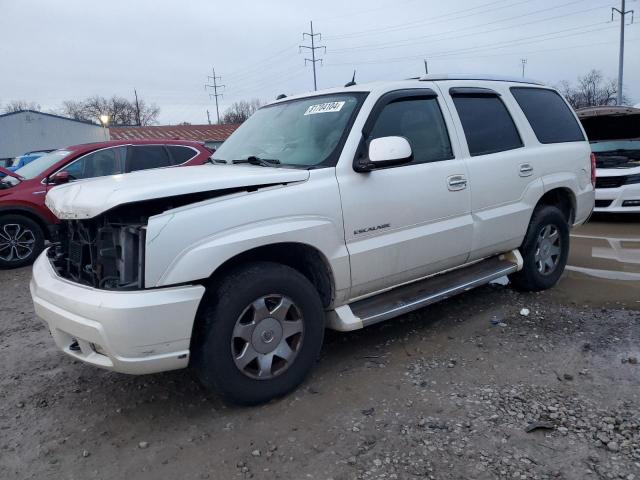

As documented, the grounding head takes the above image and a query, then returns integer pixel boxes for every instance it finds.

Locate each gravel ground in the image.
[1,252,639,479]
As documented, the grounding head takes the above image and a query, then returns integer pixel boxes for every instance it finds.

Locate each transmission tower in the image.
[205,68,225,123]
[299,21,326,91]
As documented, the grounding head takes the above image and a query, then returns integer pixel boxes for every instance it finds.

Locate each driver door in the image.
[337,89,473,299]
[58,146,125,181]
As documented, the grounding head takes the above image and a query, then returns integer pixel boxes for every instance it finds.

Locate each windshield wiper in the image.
[231,156,281,167]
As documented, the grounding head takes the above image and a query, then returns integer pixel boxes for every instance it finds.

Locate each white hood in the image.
[46,164,310,219]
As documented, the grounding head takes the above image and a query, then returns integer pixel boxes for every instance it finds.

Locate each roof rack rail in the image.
[418,73,544,85]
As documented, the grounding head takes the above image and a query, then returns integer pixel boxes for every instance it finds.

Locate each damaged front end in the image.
[46,185,276,290]
[49,214,147,290]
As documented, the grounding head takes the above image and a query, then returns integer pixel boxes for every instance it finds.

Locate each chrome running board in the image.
[327,250,522,331]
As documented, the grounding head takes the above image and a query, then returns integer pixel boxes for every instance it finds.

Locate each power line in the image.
[329,0,610,54]
[325,0,523,40]
[204,68,225,124]
[317,0,420,23]
[612,0,635,105]
[223,42,299,82]
[226,66,307,99]
[325,21,617,67]
[299,21,326,91]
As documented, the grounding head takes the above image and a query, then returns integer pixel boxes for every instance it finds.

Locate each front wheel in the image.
[193,262,325,405]
[0,214,45,269]
[509,205,570,292]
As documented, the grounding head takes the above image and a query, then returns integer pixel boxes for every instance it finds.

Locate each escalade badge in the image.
[354,223,390,235]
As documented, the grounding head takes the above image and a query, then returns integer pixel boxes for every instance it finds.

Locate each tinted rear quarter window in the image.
[511,87,584,143]
[167,145,198,164]
[126,145,172,172]
[451,93,523,156]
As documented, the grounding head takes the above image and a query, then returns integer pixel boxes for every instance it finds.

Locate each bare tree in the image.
[221,99,263,124]
[559,70,628,109]
[3,100,41,113]
[60,95,160,125]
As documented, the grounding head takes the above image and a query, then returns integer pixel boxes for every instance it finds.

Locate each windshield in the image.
[212,93,366,167]
[591,140,640,153]
[14,149,72,179]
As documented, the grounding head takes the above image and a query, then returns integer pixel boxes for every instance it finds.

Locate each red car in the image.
[0,139,212,268]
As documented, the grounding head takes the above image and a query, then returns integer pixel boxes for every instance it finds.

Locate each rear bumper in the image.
[574,188,596,225]
[30,251,205,374]
[594,183,640,213]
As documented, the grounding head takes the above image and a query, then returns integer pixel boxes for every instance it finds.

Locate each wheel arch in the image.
[535,187,576,224]
[0,206,52,239]
[189,242,335,356]
[203,242,336,309]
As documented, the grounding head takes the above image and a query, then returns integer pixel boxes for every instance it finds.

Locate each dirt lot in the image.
[1,217,639,480]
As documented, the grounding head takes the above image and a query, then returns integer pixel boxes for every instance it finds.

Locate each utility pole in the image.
[299,21,325,91]
[424,59,429,74]
[133,89,141,126]
[205,68,225,123]
[206,110,211,125]
[520,58,527,78]
[612,0,634,105]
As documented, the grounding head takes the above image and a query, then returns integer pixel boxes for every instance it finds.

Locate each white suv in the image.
[31,74,595,404]
[577,105,640,212]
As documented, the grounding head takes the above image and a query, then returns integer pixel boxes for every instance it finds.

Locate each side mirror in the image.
[355,136,412,172]
[49,171,70,185]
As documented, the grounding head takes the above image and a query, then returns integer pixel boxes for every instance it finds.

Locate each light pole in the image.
[99,114,110,140]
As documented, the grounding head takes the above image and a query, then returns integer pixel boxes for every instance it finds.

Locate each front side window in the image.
[60,147,124,180]
[367,97,453,164]
[212,93,367,168]
[511,87,584,144]
[452,94,523,156]
[126,145,172,172]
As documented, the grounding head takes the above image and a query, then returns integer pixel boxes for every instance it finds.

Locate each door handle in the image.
[519,163,534,177]
[447,175,468,191]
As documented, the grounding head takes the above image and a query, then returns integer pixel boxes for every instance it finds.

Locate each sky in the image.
[1,0,638,125]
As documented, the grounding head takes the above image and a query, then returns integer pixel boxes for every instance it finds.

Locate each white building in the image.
[0,110,107,162]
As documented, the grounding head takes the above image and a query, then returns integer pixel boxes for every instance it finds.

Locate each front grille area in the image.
[595,199,613,208]
[596,176,626,189]
[49,218,146,290]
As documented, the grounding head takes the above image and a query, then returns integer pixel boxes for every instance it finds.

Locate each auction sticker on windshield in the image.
[304,101,345,115]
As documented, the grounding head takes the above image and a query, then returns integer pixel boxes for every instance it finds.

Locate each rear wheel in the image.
[0,214,45,269]
[509,205,570,292]
[193,262,325,405]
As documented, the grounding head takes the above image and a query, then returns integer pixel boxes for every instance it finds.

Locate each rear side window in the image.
[368,97,453,164]
[126,145,171,172]
[510,87,585,143]
[451,94,523,156]
[167,145,198,164]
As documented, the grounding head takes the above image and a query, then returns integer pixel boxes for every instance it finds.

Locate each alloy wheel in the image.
[534,224,561,275]
[231,295,305,380]
[0,224,36,262]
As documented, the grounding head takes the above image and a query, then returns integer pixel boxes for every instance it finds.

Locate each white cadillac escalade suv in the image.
[31,75,595,405]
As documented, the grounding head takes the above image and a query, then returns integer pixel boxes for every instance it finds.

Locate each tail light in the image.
[590,152,597,188]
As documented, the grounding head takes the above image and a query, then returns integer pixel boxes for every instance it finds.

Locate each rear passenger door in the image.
[125,145,172,173]
[166,145,200,165]
[440,84,544,261]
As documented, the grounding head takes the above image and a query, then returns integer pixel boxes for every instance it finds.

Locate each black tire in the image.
[509,205,570,292]
[0,214,45,269]
[193,261,325,405]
